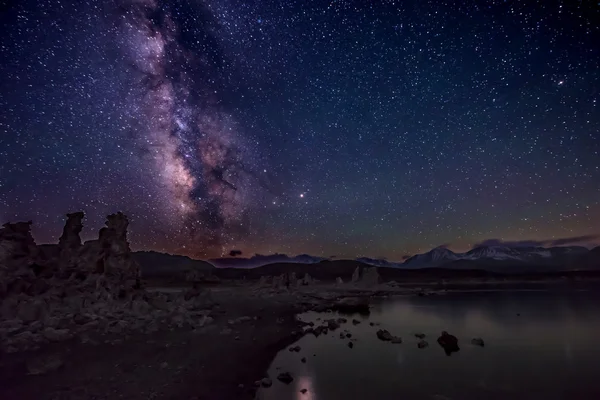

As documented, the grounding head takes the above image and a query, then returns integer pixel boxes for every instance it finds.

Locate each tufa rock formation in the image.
[58,212,84,262]
[361,267,380,286]
[0,211,212,353]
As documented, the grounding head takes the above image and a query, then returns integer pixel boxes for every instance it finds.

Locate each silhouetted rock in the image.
[348,341,353,348]
[58,212,84,263]
[437,331,460,355]
[471,337,485,347]
[417,340,429,348]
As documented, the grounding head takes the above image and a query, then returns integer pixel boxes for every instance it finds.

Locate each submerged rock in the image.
[300,388,308,394]
[471,337,485,347]
[326,319,340,330]
[260,377,272,388]
[415,333,426,339]
[417,340,429,348]
[348,341,354,348]
[437,331,460,355]
[277,372,294,384]
[376,329,393,341]
[352,319,361,325]
[376,329,402,343]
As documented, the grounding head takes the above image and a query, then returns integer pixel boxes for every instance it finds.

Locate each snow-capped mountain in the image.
[402,245,598,270]
[403,246,460,267]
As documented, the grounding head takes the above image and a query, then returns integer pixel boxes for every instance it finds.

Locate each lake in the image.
[257,290,600,400]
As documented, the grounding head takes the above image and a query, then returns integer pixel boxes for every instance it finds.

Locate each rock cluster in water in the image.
[0,212,213,353]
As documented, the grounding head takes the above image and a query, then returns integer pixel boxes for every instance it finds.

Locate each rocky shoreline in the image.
[0,211,384,399]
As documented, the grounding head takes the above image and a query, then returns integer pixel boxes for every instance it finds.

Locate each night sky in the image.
[1,0,599,260]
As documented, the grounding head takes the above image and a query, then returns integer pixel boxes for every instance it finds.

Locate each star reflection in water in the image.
[295,374,317,400]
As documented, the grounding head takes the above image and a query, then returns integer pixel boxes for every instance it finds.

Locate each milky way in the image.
[115,0,264,255]
[1,0,599,259]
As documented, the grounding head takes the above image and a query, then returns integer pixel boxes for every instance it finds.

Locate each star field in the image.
[1,0,599,260]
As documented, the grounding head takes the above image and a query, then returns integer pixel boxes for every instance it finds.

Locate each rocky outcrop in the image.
[0,212,213,353]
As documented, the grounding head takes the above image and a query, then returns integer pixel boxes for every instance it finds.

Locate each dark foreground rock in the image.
[437,331,460,355]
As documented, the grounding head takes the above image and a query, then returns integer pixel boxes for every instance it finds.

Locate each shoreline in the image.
[1,284,598,399]
[0,288,316,400]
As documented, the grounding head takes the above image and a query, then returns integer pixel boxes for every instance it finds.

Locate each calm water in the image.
[257,291,600,400]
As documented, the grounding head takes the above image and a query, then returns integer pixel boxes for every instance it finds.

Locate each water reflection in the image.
[257,291,600,400]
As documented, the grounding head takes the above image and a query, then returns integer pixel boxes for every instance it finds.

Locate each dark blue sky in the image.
[1,0,599,260]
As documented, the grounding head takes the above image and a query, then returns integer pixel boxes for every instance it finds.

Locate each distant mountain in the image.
[209,253,327,268]
[133,251,214,278]
[133,243,600,277]
[402,245,599,272]
[403,246,460,267]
